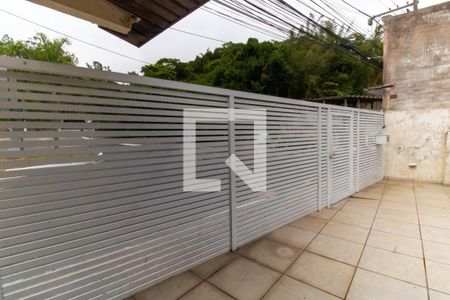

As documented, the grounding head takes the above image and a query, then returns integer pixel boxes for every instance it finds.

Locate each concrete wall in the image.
[383,2,450,184]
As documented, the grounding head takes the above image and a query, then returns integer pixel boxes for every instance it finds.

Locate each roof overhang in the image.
[28,0,210,47]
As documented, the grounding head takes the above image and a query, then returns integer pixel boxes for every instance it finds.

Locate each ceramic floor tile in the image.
[208,257,280,300]
[420,214,450,230]
[418,206,450,219]
[332,209,374,229]
[347,268,428,300]
[358,246,426,287]
[307,234,364,265]
[423,240,450,265]
[331,198,348,210]
[340,205,378,217]
[191,252,237,279]
[308,208,338,220]
[419,202,450,211]
[262,275,339,300]
[426,260,450,295]
[179,282,234,300]
[266,225,316,249]
[376,208,418,224]
[372,218,420,238]
[347,197,380,207]
[321,221,369,244]
[379,201,417,213]
[287,252,355,298]
[383,190,414,198]
[429,290,450,300]
[135,271,202,300]
[238,238,301,272]
[386,180,413,187]
[421,225,450,245]
[382,195,415,204]
[290,216,328,233]
[353,191,383,200]
[366,230,423,258]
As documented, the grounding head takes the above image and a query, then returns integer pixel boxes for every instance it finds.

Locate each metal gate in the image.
[0,56,384,300]
[329,112,353,205]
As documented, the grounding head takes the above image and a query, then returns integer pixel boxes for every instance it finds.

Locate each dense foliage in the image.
[142,26,383,99]
[0,33,77,65]
[0,25,383,99]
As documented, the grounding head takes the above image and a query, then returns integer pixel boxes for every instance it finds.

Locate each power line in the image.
[279,0,381,67]
[339,0,382,25]
[212,0,381,69]
[340,0,371,17]
[318,0,371,34]
[0,7,227,66]
[201,6,285,40]
[0,4,381,69]
[0,7,153,65]
[169,28,226,43]
[308,0,370,35]
[374,0,391,9]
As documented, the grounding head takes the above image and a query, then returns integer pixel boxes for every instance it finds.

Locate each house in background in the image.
[307,95,383,110]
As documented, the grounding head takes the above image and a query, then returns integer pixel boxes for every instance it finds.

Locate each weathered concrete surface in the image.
[383,2,450,111]
[383,2,450,184]
[384,110,450,183]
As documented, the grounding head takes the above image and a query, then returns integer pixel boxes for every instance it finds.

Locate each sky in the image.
[0,0,444,73]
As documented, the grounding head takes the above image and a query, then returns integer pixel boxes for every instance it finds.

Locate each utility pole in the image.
[368,1,418,25]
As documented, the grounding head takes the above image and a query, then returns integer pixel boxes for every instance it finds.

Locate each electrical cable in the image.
[0,7,227,66]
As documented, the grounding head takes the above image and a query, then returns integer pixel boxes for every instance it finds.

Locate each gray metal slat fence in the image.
[0,56,384,300]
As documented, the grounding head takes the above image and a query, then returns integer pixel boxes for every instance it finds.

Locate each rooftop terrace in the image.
[130,180,450,300]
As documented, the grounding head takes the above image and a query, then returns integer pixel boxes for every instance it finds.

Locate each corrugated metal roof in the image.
[103,0,210,47]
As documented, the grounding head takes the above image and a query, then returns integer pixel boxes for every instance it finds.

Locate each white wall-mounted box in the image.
[376,135,390,145]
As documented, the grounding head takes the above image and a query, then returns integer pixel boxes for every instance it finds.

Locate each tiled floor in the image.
[131,180,450,300]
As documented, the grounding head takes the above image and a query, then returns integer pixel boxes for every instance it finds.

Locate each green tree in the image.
[0,33,78,65]
[140,22,383,99]
[141,58,192,81]
[86,61,111,71]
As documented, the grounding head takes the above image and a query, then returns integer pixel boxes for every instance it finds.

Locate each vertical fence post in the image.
[327,109,332,208]
[317,107,322,211]
[356,111,361,192]
[228,95,237,251]
[349,114,354,194]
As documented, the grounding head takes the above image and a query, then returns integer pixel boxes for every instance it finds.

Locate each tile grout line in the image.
[179,187,383,299]
[257,200,346,300]
[366,226,421,240]
[354,266,428,288]
[172,272,205,300]
[343,180,387,299]
[180,189,384,300]
[413,183,431,300]
[201,255,240,300]
[176,256,240,300]
[278,223,433,292]
[146,182,443,300]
